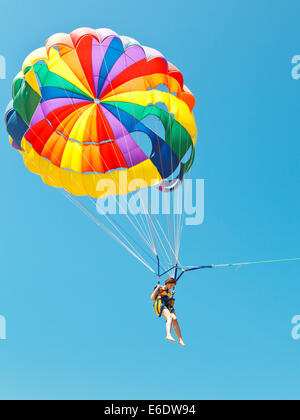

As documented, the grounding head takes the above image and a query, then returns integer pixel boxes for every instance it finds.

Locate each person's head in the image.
[165,277,177,289]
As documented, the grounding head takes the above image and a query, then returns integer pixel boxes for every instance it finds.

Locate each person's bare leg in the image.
[162,308,176,342]
[171,313,186,346]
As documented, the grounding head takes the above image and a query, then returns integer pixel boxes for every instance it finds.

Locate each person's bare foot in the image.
[166,336,176,343]
[178,339,186,347]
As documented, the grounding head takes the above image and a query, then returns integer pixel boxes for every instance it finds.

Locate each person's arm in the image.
[151,285,161,301]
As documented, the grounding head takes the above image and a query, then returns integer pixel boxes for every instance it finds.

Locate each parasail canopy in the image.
[5,27,198,277]
[5,27,197,199]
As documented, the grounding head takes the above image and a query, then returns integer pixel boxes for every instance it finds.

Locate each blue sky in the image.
[0,0,300,400]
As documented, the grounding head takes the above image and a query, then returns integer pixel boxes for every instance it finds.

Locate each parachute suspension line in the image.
[212,257,300,269]
[176,94,187,267]
[156,255,161,285]
[138,82,172,265]
[174,257,300,281]
[135,93,171,266]
[93,95,154,249]
[170,84,182,269]
[136,191,172,272]
[25,123,156,273]
[170,79,186,270]
[46,55,156,258]
[66,192,160,268]
[167,91,183,271]
[49,66,160,266]
[41,99,157,265]
[63,190,155,273]
[120,58,175,271]
[148,188,179,269]
[113,51,183,271]
[37,76,174,275]
[148,210,177,269]
[41,146,158,270]
[155,255,177,284]
[173,182,184,266]
[176,194,184,264]
[26,88,159,272]
[133,177,181,268]
[178,164,186,257]
[101,52,159,258]
[120,53,167,265]
[174,99,182,268]
[93,110,155,255]
[148,89,178,269]
[155,262,182,281]
[169,90,176,265]
[77,103,156,254]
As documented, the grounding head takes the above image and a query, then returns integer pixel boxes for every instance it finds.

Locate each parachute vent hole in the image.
[153,102,169,114]
[141,113,166,141]
[181,146,192,165]
[130,131,153,158]
[165,163,181,181]
[154,84,170,93]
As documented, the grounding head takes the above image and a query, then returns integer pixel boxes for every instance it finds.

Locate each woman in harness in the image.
[151,277,186,347]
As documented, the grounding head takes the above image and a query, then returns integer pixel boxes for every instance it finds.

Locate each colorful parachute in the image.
[5,27,198,276]
[8,27,299,281]
[5,27,197,199]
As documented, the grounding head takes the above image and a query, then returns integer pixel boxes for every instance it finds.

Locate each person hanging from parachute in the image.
[4,27,300,347]
[4,27,197,348]
[151,277,186,346]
